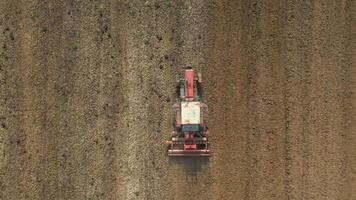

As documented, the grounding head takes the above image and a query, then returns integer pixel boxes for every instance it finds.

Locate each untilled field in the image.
[0,1,355,200]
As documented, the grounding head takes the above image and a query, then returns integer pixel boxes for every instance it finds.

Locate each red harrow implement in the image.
[165,67,210,157]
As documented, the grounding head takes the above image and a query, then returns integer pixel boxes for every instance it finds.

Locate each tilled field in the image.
[0,1,355,200]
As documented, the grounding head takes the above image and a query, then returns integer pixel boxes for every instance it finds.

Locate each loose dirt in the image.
[0,1,355,200]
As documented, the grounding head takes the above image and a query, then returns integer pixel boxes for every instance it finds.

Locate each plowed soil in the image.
[0,1,355,200]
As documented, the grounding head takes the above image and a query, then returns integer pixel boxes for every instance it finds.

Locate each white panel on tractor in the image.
[181,102,200,124]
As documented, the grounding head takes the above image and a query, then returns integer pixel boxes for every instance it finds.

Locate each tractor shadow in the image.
[169,157,209,185]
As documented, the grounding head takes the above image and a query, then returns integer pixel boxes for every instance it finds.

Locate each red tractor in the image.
[165,67,210,156]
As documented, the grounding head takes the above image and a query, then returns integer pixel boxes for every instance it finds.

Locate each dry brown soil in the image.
[0,1,355,200]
